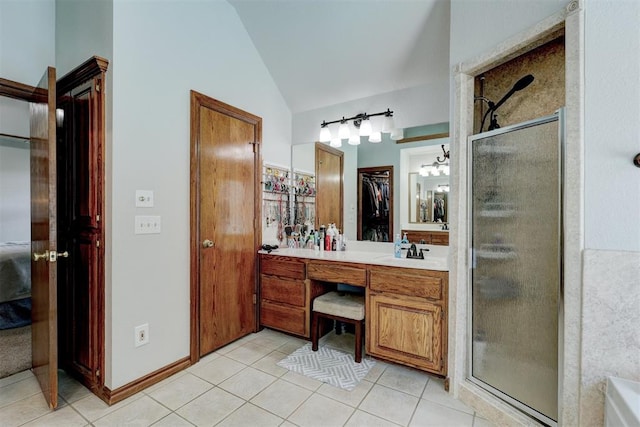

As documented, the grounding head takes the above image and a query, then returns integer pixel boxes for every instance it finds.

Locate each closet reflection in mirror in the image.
[409,173,448,223]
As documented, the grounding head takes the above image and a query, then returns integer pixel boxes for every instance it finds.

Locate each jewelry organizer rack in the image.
[262,164,291,244]
[293,170,315,226]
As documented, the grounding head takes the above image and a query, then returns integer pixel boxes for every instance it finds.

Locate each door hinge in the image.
[249,141,259,153]
[440,357,444,368]
[253,294,257,304]
[96,368,100,378]
[97,214,100,222]
[97,240,100,247]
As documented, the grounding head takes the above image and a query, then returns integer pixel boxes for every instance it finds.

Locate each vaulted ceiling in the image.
[229,0,451,114]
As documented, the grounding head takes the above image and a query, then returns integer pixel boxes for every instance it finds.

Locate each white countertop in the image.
[259,243,449,272]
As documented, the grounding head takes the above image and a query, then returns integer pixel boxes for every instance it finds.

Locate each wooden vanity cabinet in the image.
[259,255,325,338]
[367,266,448,375]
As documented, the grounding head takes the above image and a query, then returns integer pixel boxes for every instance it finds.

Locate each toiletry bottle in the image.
[319,225,325,252]
[402,233,409,244]
[394,233,402,258]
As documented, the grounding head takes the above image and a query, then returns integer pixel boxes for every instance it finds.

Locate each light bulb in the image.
[431,165,440,176]
[419,166,428,176]
[359,119,372,136]
[368,131,382,143]
[319,126,331,142]
[330,138,342,148]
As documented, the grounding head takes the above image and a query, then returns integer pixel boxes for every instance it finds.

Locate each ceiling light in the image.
[382,111,395,133]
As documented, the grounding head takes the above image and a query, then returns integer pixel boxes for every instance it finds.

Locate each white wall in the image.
[0,141,30,241]
[0,0,55,242]
[109,0,291,388]
[583,0,640,251]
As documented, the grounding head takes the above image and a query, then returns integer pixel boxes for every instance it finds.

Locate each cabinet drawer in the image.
[308,262,366,287]
[260,256,305,280]
[430,232,449,246]
[260,300,306,336]
[261,274,305,307]
[370,267,445,301]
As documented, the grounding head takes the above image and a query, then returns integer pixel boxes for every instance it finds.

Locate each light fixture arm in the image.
[320,108,393,128]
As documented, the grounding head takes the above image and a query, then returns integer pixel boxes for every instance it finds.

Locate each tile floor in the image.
[0,329,494,426]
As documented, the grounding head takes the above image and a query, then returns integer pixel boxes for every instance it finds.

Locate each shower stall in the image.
[468,111,563,426]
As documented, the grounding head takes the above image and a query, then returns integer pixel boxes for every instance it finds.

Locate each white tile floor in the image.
[0,329,494,426]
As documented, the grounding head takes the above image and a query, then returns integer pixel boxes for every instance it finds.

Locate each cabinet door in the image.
[367,292,445,375]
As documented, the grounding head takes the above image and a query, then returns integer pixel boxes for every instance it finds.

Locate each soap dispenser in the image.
[394,233,402,258]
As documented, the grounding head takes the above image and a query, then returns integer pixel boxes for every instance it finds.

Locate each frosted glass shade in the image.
[382,115,395,133]
[330,138,342,148]
[390,128,404,140]
[338,122,350,139]
[348,133,360,145]
[319,126,331,142]
[359,119,372,136]
[368,131,382,143]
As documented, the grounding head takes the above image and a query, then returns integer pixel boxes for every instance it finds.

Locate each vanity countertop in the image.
[258,245,448,271]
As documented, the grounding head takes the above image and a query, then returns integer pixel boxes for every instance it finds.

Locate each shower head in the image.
[492,74,535,112]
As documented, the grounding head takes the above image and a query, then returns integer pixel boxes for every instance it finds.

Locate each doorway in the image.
[357,166,393,242]
[189,91,261,362]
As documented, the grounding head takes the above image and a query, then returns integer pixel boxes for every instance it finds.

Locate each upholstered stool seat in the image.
[311,291,365,362]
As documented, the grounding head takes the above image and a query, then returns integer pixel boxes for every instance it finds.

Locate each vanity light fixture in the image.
[420,162,450,177]
[318,109,401,144]
[437,184,450,193]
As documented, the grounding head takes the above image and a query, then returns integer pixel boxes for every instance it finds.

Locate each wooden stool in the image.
[311,291,365,363]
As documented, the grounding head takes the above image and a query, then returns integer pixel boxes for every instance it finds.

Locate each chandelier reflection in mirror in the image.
[318,108,403,148]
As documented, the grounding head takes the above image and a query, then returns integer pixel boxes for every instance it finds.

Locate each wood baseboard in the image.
[97,356,191,405]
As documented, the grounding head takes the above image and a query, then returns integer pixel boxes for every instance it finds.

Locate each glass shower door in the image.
[468,113,561,425]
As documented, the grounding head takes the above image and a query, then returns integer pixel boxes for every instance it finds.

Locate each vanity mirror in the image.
[291,125,449,241]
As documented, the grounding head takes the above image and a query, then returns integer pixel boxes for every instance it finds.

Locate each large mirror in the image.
[291,127,449,240]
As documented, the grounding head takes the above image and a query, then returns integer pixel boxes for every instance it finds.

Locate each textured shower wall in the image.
[473,35,565,134]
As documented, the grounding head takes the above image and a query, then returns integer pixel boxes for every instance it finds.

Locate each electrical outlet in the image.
[134,324,149,347]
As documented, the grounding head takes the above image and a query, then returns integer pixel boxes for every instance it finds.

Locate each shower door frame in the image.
[466,110,564,427]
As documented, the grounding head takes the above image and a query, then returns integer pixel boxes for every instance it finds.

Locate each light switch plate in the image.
[135,190,154,207]
[135,215,161,234]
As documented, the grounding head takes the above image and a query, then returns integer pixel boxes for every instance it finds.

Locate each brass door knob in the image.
[202,239,214,248]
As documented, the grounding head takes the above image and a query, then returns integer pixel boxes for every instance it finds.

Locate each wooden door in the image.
[56,57,107,392]
[30,67,58,409]
[190,91,261,360]
[315,143,343,232]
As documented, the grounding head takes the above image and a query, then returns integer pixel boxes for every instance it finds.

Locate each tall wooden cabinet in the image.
[56,57,108,396]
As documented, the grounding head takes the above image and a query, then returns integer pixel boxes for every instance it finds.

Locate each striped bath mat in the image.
[277,343,375,391]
